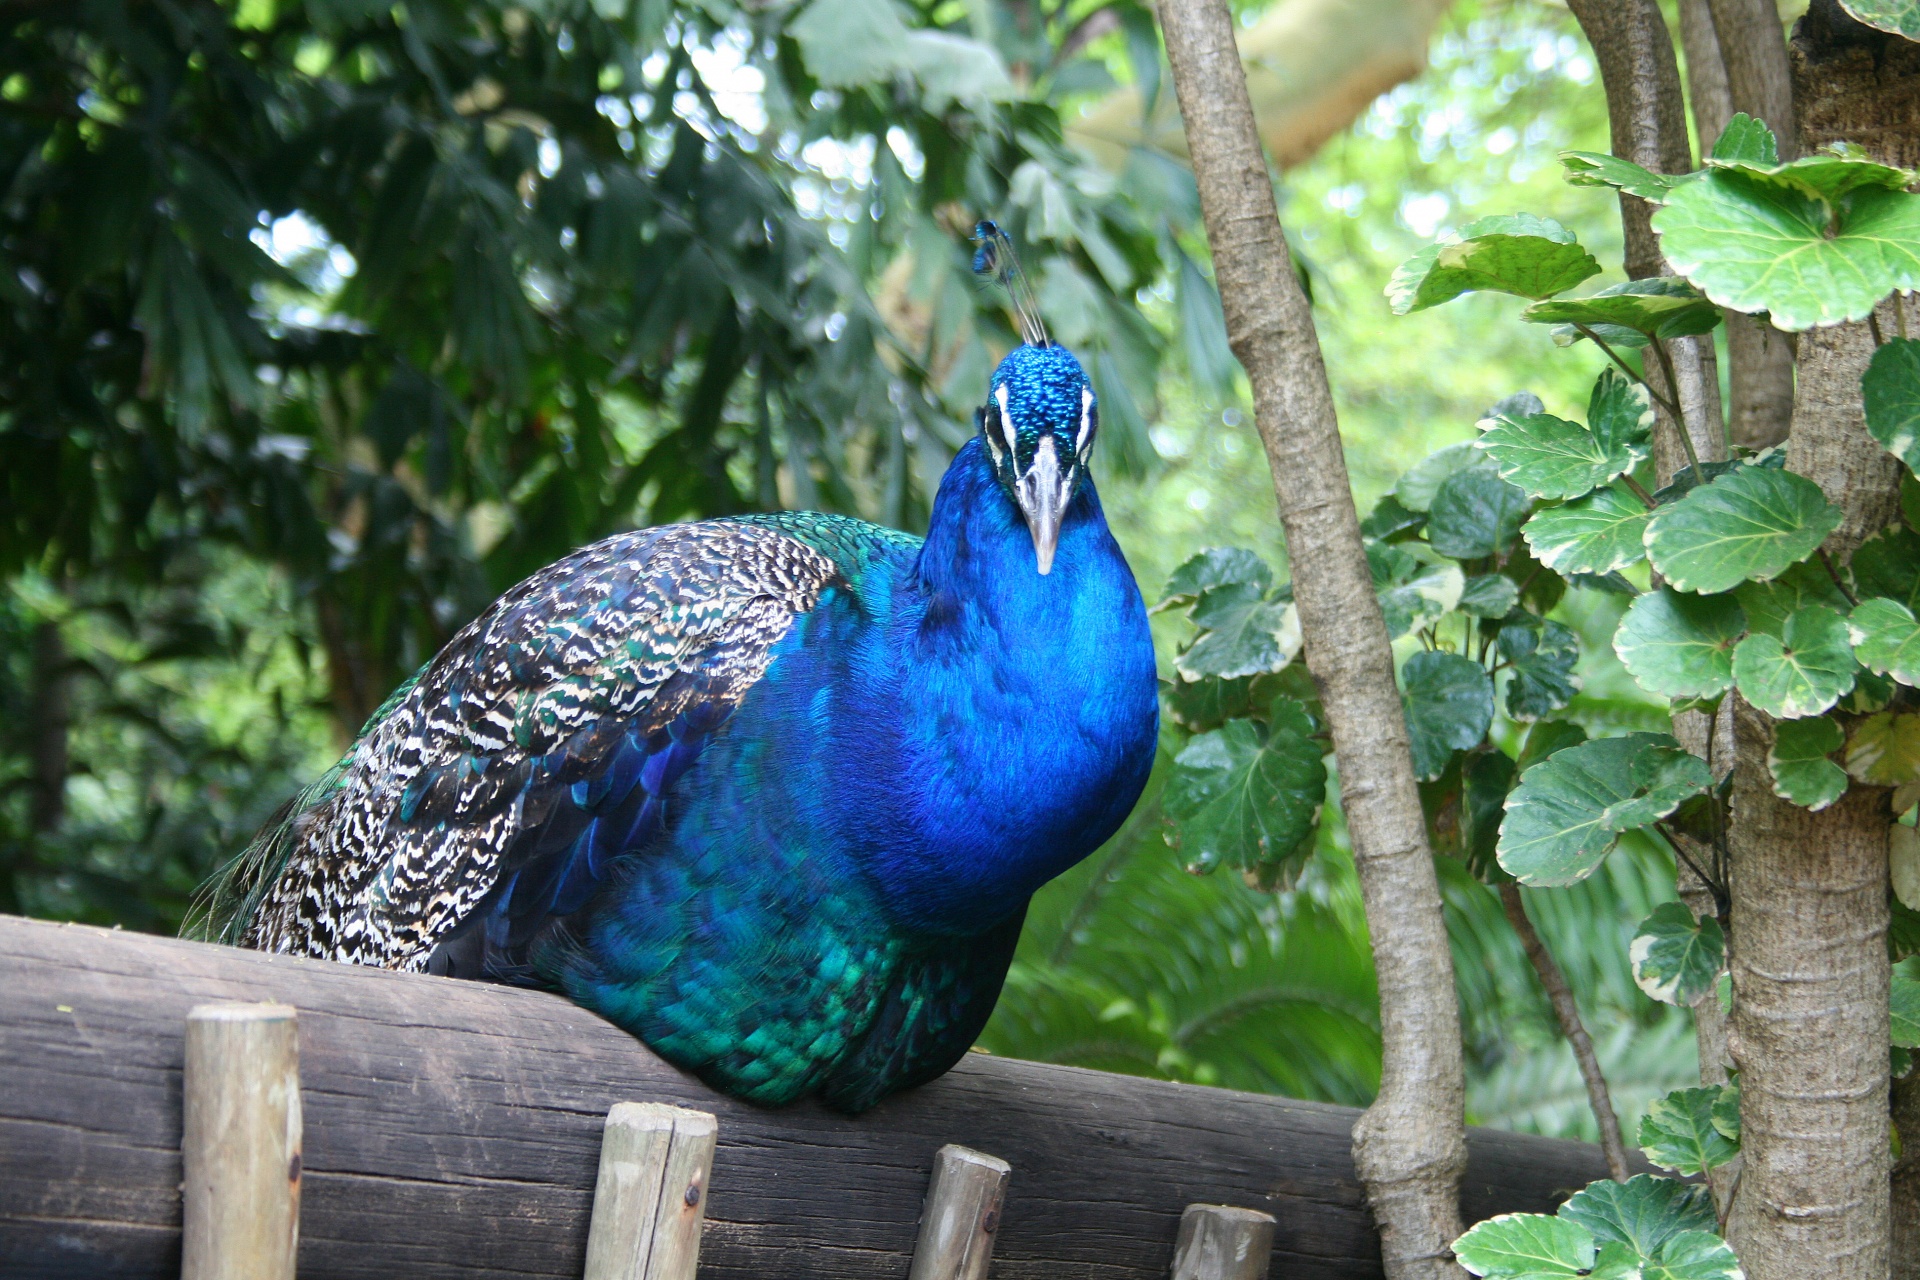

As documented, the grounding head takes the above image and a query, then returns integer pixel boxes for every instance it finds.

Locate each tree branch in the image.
[1498,882,1631,1183]
[1157,2,1469,1273]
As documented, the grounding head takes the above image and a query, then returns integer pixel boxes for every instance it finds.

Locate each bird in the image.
[204,222,1158,1113]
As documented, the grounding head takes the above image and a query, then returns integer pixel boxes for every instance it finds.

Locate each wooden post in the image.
[1170,1204,1276,1280]
[181,1001,301,1280]
[582,1102,716,1280]
[906,1144,1010,1280]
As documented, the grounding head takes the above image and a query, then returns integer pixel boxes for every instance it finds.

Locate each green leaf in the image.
[1521,278,1721,342]
[1373,543,1467,639]
[1842,0,1920,38]
[1734,560,1851,637]
[1362,493,1426,541]
[1177,583,1301,681]
[1768,715,1849,810]
[1452,1212,1594,1279]
[1851,526,1920,612]
[1161,705,1326,876]
[1712,1077,1741,1144]
[1895,974,1920,1049]
[1709,144,1918,204]
[1630,902,1726,1007]
[1894,825,1920,911]
[1161,671,1288,735]
[1476,413,1618,500]
[1558,1174,1717,1260]
[1652,168,1920,330]
[1518,719,1589,774]
[1499,616,1582,721]
[789,0,912,86]
[1851,597,1920,686]
[1523,487,1653,575]
[1847,711,1920,786]
[1639,1086,1741,1175]
[1429,465,1534,560]
[1402,651,1495,781]
[1460,574,1522,618]
[1387,214,1601,314]
[1711,113,1778,166]
[1161,547,1272,607]
[1587,366,1657,461]
[1462,750,1518,883]
[1498,735,1712,886]
[1614,588,1746,700]
[1393,441,1482,513]
[1559,150,1680,203]
[1644,466,1843,595]
[1641,1231,1744,1280]
[1731,605,1857,718]
[1864,338,1920,476]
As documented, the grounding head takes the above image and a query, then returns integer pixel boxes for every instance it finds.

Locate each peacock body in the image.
[216,275,1158,1113]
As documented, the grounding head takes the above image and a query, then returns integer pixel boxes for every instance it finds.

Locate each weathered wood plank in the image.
[0,916,1631,1280]
[181,1003,301,1280]
[907,1144,1010,1280]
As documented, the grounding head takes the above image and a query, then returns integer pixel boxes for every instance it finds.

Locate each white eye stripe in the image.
[1076,386,1094,455]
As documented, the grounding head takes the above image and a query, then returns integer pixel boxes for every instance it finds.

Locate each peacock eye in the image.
[979,403,1011,467]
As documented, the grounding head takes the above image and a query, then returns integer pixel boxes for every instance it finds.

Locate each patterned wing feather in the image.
[225,519,865,974]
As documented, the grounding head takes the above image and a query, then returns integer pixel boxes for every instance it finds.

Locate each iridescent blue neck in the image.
[861,437,1158,932]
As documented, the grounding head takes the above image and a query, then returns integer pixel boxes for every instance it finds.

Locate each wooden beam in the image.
[181,1002,301,1280]
[0,916,1640,1280]
[583,1103,716,1280]
[907,1144,1009,1280]
[1172,1205,1276,1280]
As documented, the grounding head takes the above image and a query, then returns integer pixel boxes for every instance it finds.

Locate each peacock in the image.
[204,224,1158,1113]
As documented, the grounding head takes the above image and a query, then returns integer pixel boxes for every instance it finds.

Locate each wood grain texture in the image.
[0,917,1628,1280]
[1171,1205,1275,1280]
[907,1144,1008,1280]
[181,1003,301,1280]
[582,1103,714,1280]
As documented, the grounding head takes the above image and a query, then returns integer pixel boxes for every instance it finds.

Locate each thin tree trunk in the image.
[1565,0,1725,473]
[1706,0,1799,158]
[1684,0,1798,450]
[1498,883,1630,1182]
[1157,4,1468,1275]
[1724,11,1920,1276]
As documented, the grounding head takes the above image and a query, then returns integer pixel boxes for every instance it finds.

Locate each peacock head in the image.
[970,219,1096,576]
[976,343,1097,576]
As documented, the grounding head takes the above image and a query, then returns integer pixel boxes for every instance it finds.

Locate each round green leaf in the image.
[1497,734,1711,886]
[1429,464,1533,560]
[1847,711,1920,786]
[1842,0,1920,37]
[1499,616,1582,721]
[1709,143,1918,204]
[1523,487,1652,575]
[1731,605,1856,718]
[1518,718,1589,774]
[1851,526,1920,612]
[1559,150,1681,203]
[1734,560,1851,637]
[1711,113,1779,166]
[1768,715,1848,811]
[1161,546,1273,607]
[1476,412,1624,500]
[1521,278,1721,341]
[1586,366,1656,461]
[1388,214,1602,315]
[1614,588,1746,700]
[1176,583,1302,681]
[1453,1213,1594,1279]
[1630,902,1726,1008]
[1641,1231,1744,1280]
[1402,650,1494,782]
[1653,168,1920,330]
[1851,597,1920,686]
[1558,1175,1716,1261]
[1393,441,1481,513]
[1639,1086,1741,1176]
[1372,543,1467,639]
[1712,1077,1740,1144]
[1644,465,1842,594]
[1459,573,1521,618]
[1361,492,1426,541]
[1894,825,1920,911]
[1864,338,1920,477]
[1895,974,1920,1049]
[1161,707,1326,876]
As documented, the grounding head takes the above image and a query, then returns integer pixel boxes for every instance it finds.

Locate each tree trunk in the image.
[1157,2,1469,1275]
[27,619,69,838]
[1564,0,1724,472]
[1724,11,1920,1277]
[1686,0,1798,450]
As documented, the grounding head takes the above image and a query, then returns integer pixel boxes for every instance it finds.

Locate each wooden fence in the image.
[0,916,1634,1279]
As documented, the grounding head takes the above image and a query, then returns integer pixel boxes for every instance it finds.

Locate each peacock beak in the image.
[1015,434,1071,575]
